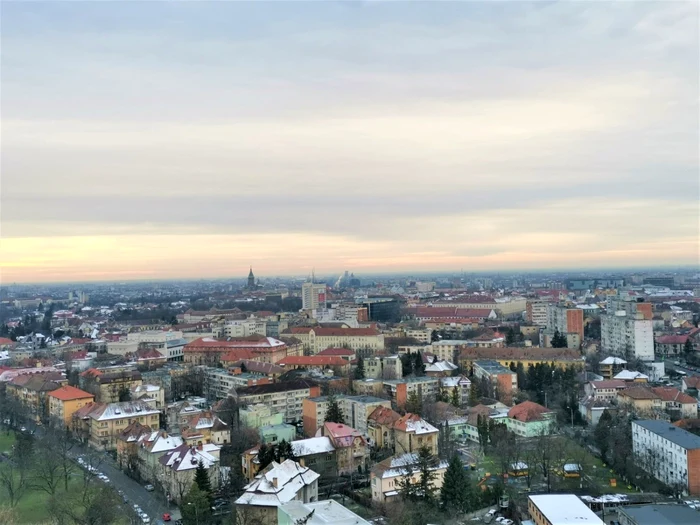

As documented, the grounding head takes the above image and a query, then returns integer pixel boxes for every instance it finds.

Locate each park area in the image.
[0,430,129,524]
[473,435,638,498]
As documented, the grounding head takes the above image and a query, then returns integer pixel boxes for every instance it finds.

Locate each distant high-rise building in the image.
[302,282,327,311]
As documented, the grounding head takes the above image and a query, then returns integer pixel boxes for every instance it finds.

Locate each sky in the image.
[1,1,699,283]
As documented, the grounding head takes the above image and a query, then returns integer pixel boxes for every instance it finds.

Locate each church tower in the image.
[247,266,255,289]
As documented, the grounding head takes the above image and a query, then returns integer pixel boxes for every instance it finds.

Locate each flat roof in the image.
[619,504,700,525]
[633,420,700,450]
[529,495,604,525]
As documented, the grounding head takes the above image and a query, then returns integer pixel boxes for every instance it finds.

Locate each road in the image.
[21,421,181,523]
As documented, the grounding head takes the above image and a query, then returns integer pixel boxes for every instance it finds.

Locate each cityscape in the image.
[2,2,699,525]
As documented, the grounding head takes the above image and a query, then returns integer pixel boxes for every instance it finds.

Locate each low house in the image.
[617,387,663,416]
[392,413,439,455]
[584,380,627,401]
[367,406,401,450]
[180,411,231,446]
[136,430,184,482]
[318,422,369,475]
[291,437,337,481]
[599,356,627,379]
[614,370,649,383]
[370,453,448,504]
[439,376,472,407]
[239,403,284,429]
[158,443,220,502]
[130,384,165,409]
[681,376,700,395]
[116,421,152,470]
[650,387,698,419]
[505,401,556,437]
[260,423,297,445]
[578,395,616,426]
[235,459,320,525]
[655,334,690,358]
[424,360,458,377]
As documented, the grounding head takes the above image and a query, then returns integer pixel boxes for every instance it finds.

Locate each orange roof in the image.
[312,327,380,336]
[80,368,103,378]
[508,401,552,422]
[220,349,257,362]
[278,356,347,367]
[0,337,15,345]
[48,385,94,401]
[651,387,697,404]
[318,348,356,356]
[367,406,401,426]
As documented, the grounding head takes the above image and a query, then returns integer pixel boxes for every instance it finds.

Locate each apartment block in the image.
[233,380,320,424]
[601,312,654,361]
[528,494,604,525]
[382,376,440,409]
[301,395,391,437]
[545,303,584,349]
[364,355,403,380]
[526,299,549,326]
[472,360,517,403]
[632,420,700,495]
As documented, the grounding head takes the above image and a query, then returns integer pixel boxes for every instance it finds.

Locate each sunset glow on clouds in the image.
[1,2,698,282]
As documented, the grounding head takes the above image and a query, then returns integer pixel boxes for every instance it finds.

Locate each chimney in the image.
[272,477,278,488]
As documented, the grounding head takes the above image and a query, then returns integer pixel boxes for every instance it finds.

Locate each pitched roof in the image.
[186,335,286,351]
[393,413,439,435]
[650,387,697,404]
[312,327,380,336]
[278,356,348,367]
[367,406,402,426]
[618,386,660,400]
[235,379,318,397]
[10,373,62,392]
[613,370,649,381]
[655,334,689,345]
[48,385,94,401]
[590,380,627,390]
[236,459,320,507]
[459,347,583,362]
[291,437,335,457]
[117,421,152,443]
[159,443,219,472]
[323,422,366,448]
[683,376,700,389]
[228,360,284,375]
[317,348,356,356]
[508,401,552,422]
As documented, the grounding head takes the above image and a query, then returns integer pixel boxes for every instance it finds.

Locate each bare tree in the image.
[33,444,63,496]
[0,461,30,508]
[532,432,564,493]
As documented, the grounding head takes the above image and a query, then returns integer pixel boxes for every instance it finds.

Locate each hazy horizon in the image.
[2,1,699,283]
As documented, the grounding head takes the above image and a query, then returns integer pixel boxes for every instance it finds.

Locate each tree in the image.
[398,445,437,504]
[354,357,365,379]
[440,453,469,513]
[413,352,425,375]
[181,483,212,525]
[257,443,276,471]
[450,387,460,408]
[0,461,30,508]
[436,387,448,403]
[194,461,213,500]
[325,395,344,424]
[275,439,296,463]
[506,328,515,346]
[551,330,568,348]
[405,391,422,415]
[468,382,479,406]
[400,353,414,376]
[683,339,695,360]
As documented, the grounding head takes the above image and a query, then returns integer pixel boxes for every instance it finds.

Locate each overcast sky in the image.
[2,1,698,283]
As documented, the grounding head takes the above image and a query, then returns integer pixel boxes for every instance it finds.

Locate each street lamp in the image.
[187,502,200,525]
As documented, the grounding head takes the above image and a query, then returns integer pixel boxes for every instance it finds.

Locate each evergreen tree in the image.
[594,410,613,462]
[405,391,423,415]
[414,352,425,375]
[257,443,276,470]
[506,328,515,345]
[400,354,414,376]
[551,330,568,348]
[325,395,344,424]
[354,357,365,379]
[436,387,448,403]
[416,445,438,503]
[275,439,296,462]
[468,382,479,406]
[181,484,212,525]
[440,453,469,512]
[450,387,460,408]
[683,339,695,360]
[193,460,213,499]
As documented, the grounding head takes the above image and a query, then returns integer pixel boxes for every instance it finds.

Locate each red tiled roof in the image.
[618,386,659,400]
[48,385,94,401]
[459,347,582,361]
[508,401,552,422]
[650,387,697,404]
[283,327,313,335]
[278,356,348,367]
[683,376,700,389]
[409,307,494,319]
[0,337,15,345]
[655,335,689,345]
[220,349,257,362]
[312,327,380,336]
[590,380,627,389]
[80,368,103,378]
[367,406,401,426]
[317,348,356,356]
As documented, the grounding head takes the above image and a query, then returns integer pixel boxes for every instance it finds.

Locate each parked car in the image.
[162,514,171,522]
[144,484,155,491]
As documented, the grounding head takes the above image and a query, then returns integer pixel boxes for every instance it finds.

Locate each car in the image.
[20,426,26,432]
[144,484,155,491]
[141,517,150,524]
[502,520,513,525]
[163,514,171,522]
[122,495,128,503]
[495,518,506,523]
[133,504,142,512]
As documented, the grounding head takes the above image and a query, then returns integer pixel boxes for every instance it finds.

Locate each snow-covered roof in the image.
[600,356,627,365]
[614,370,649,381]
[425,360,458,373]
[529,495,604,525]
[160,444,218,473]
[292,437,335,457]
[280,500,371,525]
[236,459,320,507]
[378,453,449,479]
[140,431,183,453]
[404,418,438,435]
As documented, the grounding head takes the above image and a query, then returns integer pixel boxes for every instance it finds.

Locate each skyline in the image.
[2,1,699,283]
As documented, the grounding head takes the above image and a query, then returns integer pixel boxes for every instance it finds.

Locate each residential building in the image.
[599,357,628,379]
[158,443,220,502]
[180,411,231,446]
[682,376,700,395]
[317,347,356,362]
[240,403,285,429]
[505,401,556,437]
[405,329,433,344]
[278,500,371,525]
[227,360,285,382]
[370,453,448,504]
[130,384,164,409]
[364,355,403,380]
[382,376,440,409]
[367,406,402,450]
[424,360,458,377]
[430,340,467,362]
[81,369,143,404]
[47,385,95,427]
[617,387,664,416]
[125,330,186,361]
[545,303,584,349]
[352,378,385,396]
[301,395,391,438]
[578,396,616,427]
[137,430,184,482]
[472,360,517,403]
[458,347,585,371]
[7,372,64,421]
[617,504,700,525]
[233,380,321,424]
[392,413,439,455]
[632,420,700,495]
[655,334,692,358]
[527,494,604,525]
[650,387,698,419]
[260,423,297,445]
[73,400,161,451]
[302,282,328,311]
[319,422,369,475]
[614,370,649,383]
[116,421,152,470]
[583,380,627,402]
[526,299,550,326]
[439,376,472,407]
[278,356,351,375]
[236,459,320,524]
[601,309,654,362]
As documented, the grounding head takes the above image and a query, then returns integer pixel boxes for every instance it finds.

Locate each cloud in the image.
[1,1,698,282]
